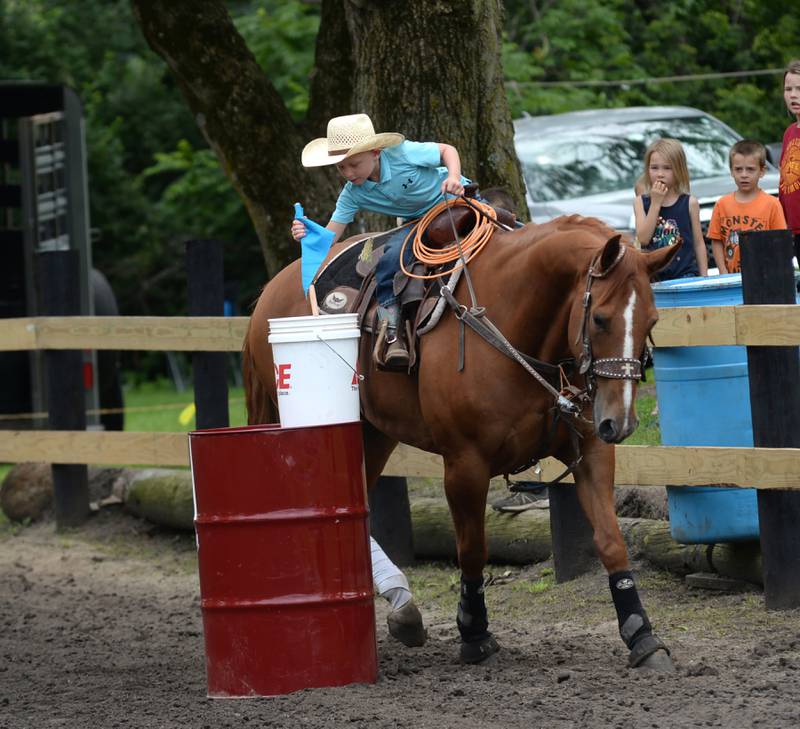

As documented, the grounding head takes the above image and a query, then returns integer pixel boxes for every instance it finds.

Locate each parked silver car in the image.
[513,106,780,235]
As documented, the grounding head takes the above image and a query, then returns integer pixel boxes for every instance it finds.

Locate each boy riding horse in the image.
[291,113,468,368]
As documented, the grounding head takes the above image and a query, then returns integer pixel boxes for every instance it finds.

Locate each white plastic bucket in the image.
[268,313,361,428]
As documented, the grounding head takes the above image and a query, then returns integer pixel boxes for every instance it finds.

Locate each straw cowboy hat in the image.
[301,113,404,167]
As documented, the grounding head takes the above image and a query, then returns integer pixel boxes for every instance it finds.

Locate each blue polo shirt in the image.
[330,140,468,224]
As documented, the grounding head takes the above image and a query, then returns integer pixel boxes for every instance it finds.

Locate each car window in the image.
[515,115,739,202]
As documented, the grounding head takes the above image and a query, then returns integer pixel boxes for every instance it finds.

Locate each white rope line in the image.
[0,397,247,422]
[508,67,784,90]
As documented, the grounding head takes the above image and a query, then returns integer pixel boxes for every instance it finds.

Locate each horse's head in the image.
[569,235,679,443]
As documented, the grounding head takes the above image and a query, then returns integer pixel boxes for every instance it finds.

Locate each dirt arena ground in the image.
[2,507,799,729]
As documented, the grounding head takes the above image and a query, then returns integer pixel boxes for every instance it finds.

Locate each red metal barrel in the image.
[188,421,377,697]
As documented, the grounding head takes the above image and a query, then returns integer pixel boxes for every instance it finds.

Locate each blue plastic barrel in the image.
[651,274,758,543]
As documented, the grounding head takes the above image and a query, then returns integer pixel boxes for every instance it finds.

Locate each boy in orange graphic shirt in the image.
[708,139,787,273]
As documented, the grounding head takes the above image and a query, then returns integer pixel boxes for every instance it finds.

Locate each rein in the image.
[439,285,575,404]
[437,230,645,487]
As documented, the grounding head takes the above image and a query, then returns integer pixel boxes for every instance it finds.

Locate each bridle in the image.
[441,237,651,416]
[575,244,649,399]
[438,234,650,488]
[435,195,650,412]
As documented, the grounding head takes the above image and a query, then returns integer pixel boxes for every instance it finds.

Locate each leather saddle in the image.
[311,201,515,369]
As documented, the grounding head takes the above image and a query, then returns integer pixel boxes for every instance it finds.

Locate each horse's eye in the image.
[592,313,610,331]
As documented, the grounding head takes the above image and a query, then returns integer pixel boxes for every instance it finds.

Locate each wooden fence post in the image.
[741,229,800,609]
[369,476,415,566]
[38,250,89,527]
[548,484,598,582]
[186,240,228,430]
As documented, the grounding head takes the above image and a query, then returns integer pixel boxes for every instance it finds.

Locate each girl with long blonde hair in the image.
[633,138,708,280]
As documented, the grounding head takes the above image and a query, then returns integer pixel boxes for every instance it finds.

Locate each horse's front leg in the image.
[571,438,674,671]
[443,453,500,663]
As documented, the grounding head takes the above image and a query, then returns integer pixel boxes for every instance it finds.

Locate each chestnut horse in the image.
[244,215,678,670]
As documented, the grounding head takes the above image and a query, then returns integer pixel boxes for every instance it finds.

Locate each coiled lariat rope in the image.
[407,194,583,418]
[398,196,498,280]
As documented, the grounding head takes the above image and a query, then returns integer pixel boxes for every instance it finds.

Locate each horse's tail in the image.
[242,326,278,425]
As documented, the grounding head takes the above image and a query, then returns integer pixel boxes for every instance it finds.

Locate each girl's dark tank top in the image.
[641,193,699,280]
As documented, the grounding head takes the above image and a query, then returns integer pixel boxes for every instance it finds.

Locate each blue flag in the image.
[295,202,335,295]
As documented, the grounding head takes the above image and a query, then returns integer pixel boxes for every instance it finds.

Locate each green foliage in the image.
[2,0,798,345]
[0,0,310,330]
[503,0,800,142]
[235,1,319,119]
[143,141,250,243]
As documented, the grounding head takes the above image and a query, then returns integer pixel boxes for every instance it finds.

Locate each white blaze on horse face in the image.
[622,288,637,430]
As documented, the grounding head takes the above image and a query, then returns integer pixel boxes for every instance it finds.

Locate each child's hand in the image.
[441,175,464,197]
[650,181,669,207]
[291,219,306,242]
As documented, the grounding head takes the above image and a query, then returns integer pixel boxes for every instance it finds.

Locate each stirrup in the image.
[384,333,409,368]
[372,316,409,371]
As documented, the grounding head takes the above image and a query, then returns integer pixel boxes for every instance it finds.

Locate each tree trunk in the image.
[312,0,528,221]
[130,0,339,277]
[131,0,529,274]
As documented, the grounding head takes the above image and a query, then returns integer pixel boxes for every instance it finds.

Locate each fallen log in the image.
[123,469,195,531]
[413,500,762,584]
[410,496,552,564]
[621,518,711,575]
[0,462,128,522]
[620,518,762,585]
[0,466,764,585]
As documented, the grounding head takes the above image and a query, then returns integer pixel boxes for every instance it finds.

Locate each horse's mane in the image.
[498,215,639,291]
[517,214,620,245]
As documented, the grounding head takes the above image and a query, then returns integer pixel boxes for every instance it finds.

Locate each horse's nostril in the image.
[598,419,618,442]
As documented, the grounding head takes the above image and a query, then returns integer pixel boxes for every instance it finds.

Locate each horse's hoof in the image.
[637,649,675,672]
[460,633,500,664]
[629,633,674,672]
[387,599,427,647]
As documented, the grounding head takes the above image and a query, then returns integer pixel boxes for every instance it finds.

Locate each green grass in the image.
[514,572,555,594]
[626,389,661,446]
[122,378,247,432]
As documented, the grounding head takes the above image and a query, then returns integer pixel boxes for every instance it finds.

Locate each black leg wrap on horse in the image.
[609,571,652,648]
[610,571,671,668]
[457,574,489,642]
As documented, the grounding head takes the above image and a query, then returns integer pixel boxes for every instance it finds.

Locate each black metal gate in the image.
[0,82,99,429]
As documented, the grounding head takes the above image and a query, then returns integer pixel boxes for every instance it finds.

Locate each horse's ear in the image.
[598,234,622,273]
[643,242,681,279]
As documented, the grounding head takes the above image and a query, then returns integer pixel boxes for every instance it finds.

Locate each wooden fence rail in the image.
[0,430,798,491]
[1,265,798,601]
[1,306,798,492]
[1,304,799,352]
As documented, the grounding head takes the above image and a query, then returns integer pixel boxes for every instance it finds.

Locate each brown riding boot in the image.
[384,330,409,368]
[375,304,409,369]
